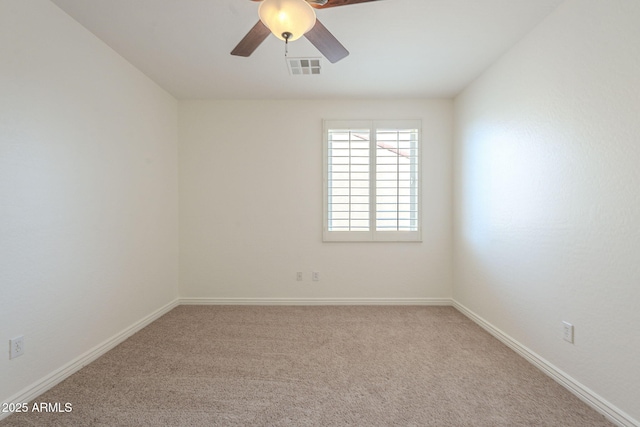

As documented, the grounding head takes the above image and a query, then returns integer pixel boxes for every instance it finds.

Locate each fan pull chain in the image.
[282,32,292,57]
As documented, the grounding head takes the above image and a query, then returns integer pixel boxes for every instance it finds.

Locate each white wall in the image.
[453,0,640,422]
[179,99,452,301]
[0,0,179,404]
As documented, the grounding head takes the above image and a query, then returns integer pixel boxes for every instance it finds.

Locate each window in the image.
[323,120,421,242]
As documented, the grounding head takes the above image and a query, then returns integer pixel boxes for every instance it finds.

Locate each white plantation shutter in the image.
[376,127,419,232]
[326,126,371,232]
[323,120,421,242]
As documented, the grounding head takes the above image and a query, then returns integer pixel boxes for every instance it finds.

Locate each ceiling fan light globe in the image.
[258,0,317,42]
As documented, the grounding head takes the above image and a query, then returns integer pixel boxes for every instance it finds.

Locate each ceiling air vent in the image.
[287,58,322,76]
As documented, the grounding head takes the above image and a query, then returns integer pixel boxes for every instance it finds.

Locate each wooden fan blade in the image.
[231,20,271,57]
[304,19,349,63]
[312,0,380,9]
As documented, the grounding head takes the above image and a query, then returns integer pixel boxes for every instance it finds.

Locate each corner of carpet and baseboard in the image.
[451,300,638,427]
[0,298,180,421]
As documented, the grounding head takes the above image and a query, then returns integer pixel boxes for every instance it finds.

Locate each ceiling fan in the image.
[231,0,379,63]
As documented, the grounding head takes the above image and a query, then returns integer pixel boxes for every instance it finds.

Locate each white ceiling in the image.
[50,0,564,99]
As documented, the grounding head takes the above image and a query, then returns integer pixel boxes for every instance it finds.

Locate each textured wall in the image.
[179,99,453,301]
[0,0,179,403]
[453,0,640,421]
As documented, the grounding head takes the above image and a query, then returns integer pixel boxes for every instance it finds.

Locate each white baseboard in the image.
[452,300,638,427]
[179,297,453,306]
[0,298,180,421]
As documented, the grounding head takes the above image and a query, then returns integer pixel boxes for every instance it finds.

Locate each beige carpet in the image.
[2,306,612,426]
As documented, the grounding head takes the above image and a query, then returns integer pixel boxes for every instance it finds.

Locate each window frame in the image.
[322,119,422,242]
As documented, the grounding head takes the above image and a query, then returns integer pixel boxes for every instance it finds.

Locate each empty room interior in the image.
[1,0,639,425]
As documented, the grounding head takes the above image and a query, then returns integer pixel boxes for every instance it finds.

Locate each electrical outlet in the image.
[296,272,303,281]
[312,271,320,282]
[10,336,24,359]
[562,321,574,343]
